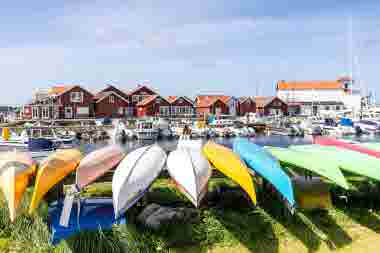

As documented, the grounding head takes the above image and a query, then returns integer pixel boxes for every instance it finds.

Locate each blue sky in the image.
[1,0,380,105]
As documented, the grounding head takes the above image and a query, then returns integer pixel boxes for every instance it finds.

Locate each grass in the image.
[1,178,380,253]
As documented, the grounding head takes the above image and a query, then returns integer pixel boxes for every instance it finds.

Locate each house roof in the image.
[277,80,344,90]
[195,95,230,107]
[167,96,194,105]
[136,95,170,106]
[100,85,129,99]
[94,91,129,103]
[239,96,255,103]
[255,96,276,108]
[48,86,76,96]
[127,85,156,96]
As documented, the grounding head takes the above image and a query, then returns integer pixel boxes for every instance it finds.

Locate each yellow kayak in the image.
[203,141,257,205]
[29,149,82,213]
[0,151,36,222]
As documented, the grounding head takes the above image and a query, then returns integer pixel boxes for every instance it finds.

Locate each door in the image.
[65,107,73,119]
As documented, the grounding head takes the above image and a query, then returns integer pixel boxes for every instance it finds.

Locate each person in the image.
[182,125,191,139]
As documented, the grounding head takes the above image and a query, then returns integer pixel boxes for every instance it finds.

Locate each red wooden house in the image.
[31,85,94,119]
[167,96,194,117]
[136,95,171,117]
[128,85,157,116]
[195,95,229,116]
[238,97,256,116]
[94,91,130,118]
[255,96,288,116]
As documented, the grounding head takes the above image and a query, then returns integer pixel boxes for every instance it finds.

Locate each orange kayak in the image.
[29,149,82,213]
[0,151,36,222]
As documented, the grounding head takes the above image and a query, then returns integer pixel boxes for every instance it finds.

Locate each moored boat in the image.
[112,144,167,218]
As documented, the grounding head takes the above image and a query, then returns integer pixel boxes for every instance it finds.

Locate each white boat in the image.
[354,120,380,134]
[167,140,211,207]
[112,144,167,218]
[134,120,159,140]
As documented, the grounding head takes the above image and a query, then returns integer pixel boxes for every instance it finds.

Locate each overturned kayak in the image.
[266,146,349,189]
[113,144,167,219]
[167,140,211,207]
[29,149,82,213]
[203,141,257,205]
[0,151,36,221]
[314,136,380,159]
[290,144,380,182]
[358,142,380,152]
[233,139,295,210]
[76,145,126,189]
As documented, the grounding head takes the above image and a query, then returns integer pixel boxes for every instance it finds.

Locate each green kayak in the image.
[290,145,380,182]
[358,142,380,152]
[266,147,349,189]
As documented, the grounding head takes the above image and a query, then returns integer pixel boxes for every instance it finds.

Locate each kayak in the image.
[112,144,167,219]
[167,140,211,207]
[76,145,126,189]
[290,144,380,182]
[266,146,349,189]
[314,136,380,159]
[0,151,36,221]
[202,141,257,205]
[233,139,295,210]
[29,149,82,213]
[358,142,380,152]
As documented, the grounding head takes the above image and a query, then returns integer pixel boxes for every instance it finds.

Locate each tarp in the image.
[340,118,353,127]
[48,198,126,244]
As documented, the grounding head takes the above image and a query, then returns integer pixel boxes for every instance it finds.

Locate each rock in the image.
[137,204,198,230]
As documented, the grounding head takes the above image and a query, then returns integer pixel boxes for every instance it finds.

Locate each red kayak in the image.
[313,136,380,159]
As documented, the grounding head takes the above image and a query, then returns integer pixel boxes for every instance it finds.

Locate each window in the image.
[325,106,330,110]
[109,95,115,104]
[159,106,170,116]
[70,92,83,103]
[32,107,39,119]
[336,106,341,111]
[132,95,139,103]
[118,107,124,115]
[42,107,50,119]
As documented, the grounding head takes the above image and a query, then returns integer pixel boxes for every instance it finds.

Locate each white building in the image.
[276,77,361,115]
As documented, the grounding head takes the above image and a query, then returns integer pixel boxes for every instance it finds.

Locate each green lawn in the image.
[1,178,380,253]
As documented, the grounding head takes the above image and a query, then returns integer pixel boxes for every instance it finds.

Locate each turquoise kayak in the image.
[233,139,296,210]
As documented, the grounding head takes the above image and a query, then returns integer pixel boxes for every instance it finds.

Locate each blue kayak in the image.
[48,198,126,244]
[233,139,296,210]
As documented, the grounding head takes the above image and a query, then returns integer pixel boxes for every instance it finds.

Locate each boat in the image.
[29,149,83,213]
[0,127,75,148]
[233,139,295,210]
[354,120,380,134]
[0,151,36,221]
[134,120,159,140]
[314,136,380,159]
[202,141,257,204]
[112,144,167,218]
[167,140,211,207]
[290,145,380,182]
[265,146,349,189]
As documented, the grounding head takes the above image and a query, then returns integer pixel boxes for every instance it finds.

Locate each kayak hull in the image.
[233,139,295,209]
[202,141,257,205]
[112,144,167,218]
[76,145,125,189]
[29,149,82,213]
[0,152,36,221]
[167,146,211,207]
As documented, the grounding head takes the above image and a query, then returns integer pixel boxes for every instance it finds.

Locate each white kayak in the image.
[167,140,211,207]
[112,144,167,219]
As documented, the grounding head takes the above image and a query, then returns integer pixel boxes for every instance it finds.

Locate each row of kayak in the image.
[2,136,380,224]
